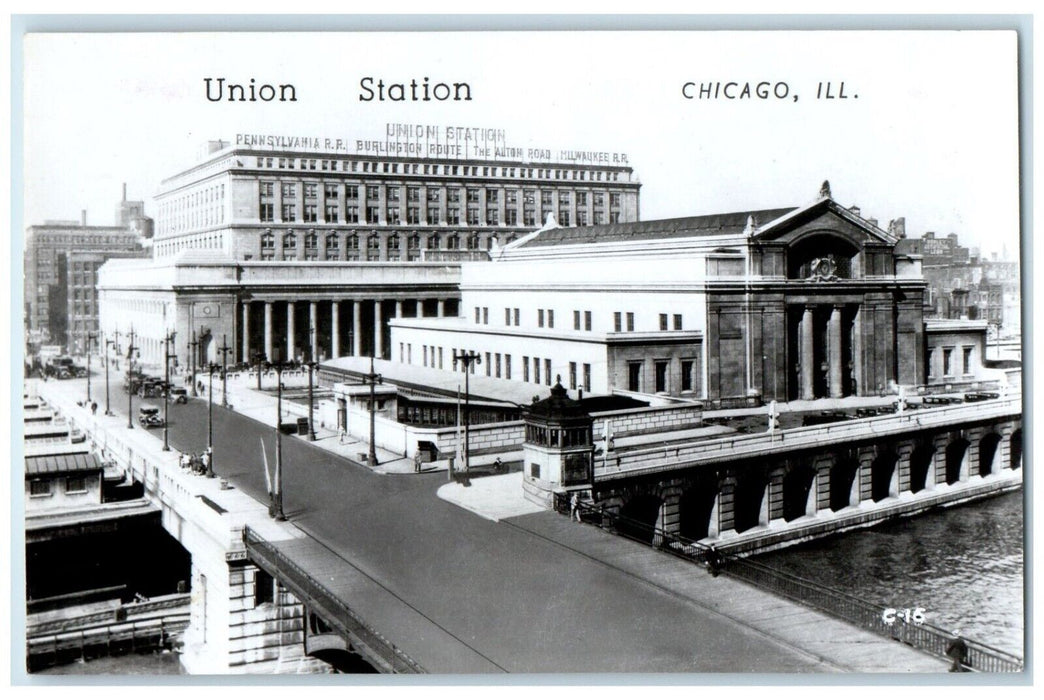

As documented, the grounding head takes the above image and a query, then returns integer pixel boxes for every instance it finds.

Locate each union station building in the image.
[390,183,931,405]
[97,134,641,369]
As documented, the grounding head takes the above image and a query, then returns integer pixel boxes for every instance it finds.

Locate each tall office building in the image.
[99,130,642,369]
[25,193,150,353]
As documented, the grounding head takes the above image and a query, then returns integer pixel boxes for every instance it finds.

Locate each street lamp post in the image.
[252,351,266,390]
[188,331,200,397]
[362,357,383,467]
[266,354,290,520]
[111,330,121,372]
[104,336,114,416]
[218,334,232,408]
[206,363,217,477]
[125,329,137,430]
[86,332,96,404]
[162,330,176,451]
[304,359,318,441]
[452,351,481,479]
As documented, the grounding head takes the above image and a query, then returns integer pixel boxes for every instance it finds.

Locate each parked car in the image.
[169,387,188,404]
[69,427,86,443]
[138,405,164,428]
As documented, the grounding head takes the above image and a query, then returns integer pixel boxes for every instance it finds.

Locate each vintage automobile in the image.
[138,404,164,428]
[169,387,189,404]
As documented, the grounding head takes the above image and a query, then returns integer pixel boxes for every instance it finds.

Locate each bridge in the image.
[589,398,1022,555]
[32,377,1020,675]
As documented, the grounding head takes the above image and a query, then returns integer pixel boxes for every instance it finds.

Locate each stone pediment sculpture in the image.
[807,255,838,281]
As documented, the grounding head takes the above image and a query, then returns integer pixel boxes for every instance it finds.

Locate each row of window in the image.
[263,182,622,207]
[474,307,685,334]
[928,345,975,378]
[258,185,621,226]
[159,184,227,235]
[29,476,87,496]
[254,155,629,183]
[627,358,699,394]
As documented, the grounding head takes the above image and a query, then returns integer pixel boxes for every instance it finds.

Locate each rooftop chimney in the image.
[122,182,127,202]
[81,210,87,227]
[849,205,861,217]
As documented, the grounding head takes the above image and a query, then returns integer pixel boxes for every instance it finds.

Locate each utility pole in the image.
[162,330,176,451]
[187,331,200,397]
[363,356,383,467]
[453,351,481,477]
[218,334,232,408]
[104,335,115,416]
[125,329,137,429]
[86,332,96,403]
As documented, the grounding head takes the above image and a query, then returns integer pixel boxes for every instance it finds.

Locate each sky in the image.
[21,30,1021,257]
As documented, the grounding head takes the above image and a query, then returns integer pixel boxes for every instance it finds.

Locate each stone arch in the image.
[830,452,860,511]
[908,443,936,494]
[1010,428,1023,470]
[782,463,817,522]
[945,437,970,485]
[871,448,898,502]
[786,232,861,279]
[732,467,768,534]
[617,492,665,545]
[678,470,718,541]
[199,331,216,365]
[978,432,1002,476]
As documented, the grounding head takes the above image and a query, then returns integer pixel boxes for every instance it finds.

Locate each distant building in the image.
[25,188,151,353]
[897,232,1020,336]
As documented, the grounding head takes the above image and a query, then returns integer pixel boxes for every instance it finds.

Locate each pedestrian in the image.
[201,447,212,475]
[180,453,190,471]
[91,401,98,415]
[570,492,581,522]
[946,630,969,672]
[414,452,422,473]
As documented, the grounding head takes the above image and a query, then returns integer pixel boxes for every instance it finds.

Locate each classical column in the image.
[331,301,340,359]
[309,301,318,361]
[374,299,384,359]
[828,305,843,398]
[395,300,403,318]
[264,301,274,362]
[436,298,446,317]
[286,300,296,361]
[241,302,250,363]
[352,300,362,356]
[851,305,863,396]
[800,306,815,400]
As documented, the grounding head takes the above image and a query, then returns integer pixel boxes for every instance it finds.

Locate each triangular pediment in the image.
[752,198,898,249]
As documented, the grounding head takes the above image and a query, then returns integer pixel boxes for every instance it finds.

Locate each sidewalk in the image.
[207,380,421,475]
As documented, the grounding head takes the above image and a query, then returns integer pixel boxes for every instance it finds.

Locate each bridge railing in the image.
[596,397,1022,478]
[555,495,1023,673]
[242,527,426,674]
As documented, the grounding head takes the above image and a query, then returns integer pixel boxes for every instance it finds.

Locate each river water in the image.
[753,491,1025,656]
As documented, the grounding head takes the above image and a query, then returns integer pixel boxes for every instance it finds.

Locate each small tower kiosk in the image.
[521,378,594,508]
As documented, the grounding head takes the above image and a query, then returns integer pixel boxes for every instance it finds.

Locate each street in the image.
[103,387,833,672]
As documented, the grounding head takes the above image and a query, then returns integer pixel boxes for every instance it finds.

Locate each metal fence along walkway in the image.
[242,527,426,674]
[557,495,1023,673]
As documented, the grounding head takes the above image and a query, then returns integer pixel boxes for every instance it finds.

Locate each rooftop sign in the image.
[235,123,629,166]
